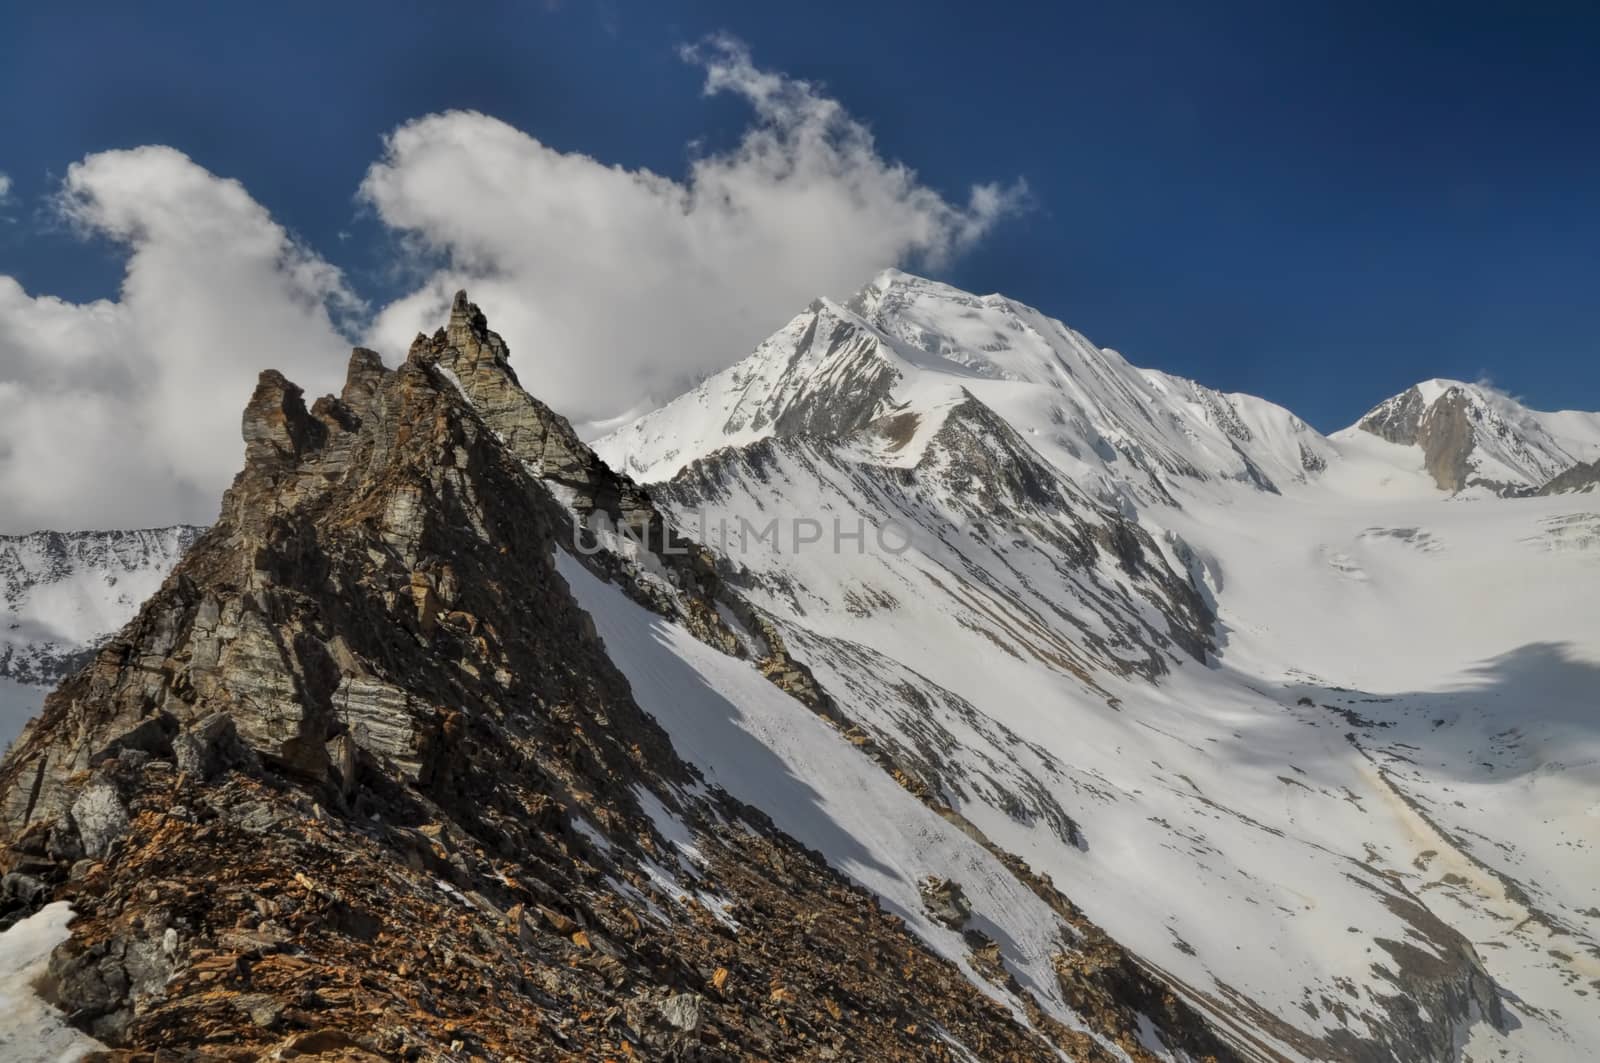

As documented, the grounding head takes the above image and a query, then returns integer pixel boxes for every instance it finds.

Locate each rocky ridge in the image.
[0,297,1241,1060]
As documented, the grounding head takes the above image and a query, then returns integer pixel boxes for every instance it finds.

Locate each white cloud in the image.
[0,173,12,202]
[361,35,1025,431]
[0,38,1020,532]
[0,147,358,532]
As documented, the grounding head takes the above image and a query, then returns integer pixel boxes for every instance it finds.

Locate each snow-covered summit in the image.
[597,269,1335,503]
[1346,378,1600,495]
[593,296,914,484]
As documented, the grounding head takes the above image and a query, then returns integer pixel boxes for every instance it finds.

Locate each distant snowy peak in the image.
[0,526,201,686]
[1352,379,1600,496]
[843,267,1080,383]
[598,269,1335,503]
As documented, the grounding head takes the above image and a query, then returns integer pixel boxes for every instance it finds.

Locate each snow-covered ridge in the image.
[601,271,1600,508]
[596,295,942,485]
[0,526,202,688]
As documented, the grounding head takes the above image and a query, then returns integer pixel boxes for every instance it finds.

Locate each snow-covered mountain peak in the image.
[847,266,978,312]
[1348,378,1600,495]
[846,265,1120,386]
[608,275,1600,1058]
[1414,376,1470,404]
[597,270,1336,504]
[595,297,921,483]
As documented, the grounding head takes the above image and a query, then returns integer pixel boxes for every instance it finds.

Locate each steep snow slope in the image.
[597,270,1335,505]
[557,553,1109,1044]
[0,528,202,687]
[1348,379,1600,495]
[600,272,1598,1060]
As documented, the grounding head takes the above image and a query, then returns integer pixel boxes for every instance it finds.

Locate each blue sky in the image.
[2,0,1597,438]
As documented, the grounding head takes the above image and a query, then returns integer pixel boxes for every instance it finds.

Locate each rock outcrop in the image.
[1358,386,1487,493]
[1356,381,1595,495]
[1538,457,1600,495]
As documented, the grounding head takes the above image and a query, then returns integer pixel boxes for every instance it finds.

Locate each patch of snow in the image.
[0,903,103,1061]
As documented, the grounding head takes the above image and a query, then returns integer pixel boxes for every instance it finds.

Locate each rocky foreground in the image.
[0,297,1233,1061]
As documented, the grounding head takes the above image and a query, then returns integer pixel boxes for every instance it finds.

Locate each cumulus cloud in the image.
[0,38,1020,531]
[362,35,1025,431]
[0,173,12,202]
[0,147,358,532]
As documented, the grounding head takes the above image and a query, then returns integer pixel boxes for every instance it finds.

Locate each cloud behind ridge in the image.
[0,37,1021,531]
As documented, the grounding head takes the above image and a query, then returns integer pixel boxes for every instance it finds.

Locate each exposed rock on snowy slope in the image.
[661,395,1215,684]
[1537,456,1600,495]
[1351,379,1600,496]
[0,297,1238,1061]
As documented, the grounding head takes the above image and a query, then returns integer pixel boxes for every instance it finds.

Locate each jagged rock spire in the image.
[446,288,480,349]
[240,370,323,469]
